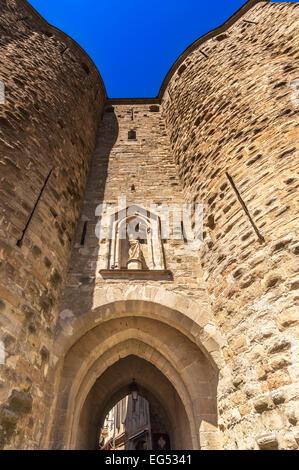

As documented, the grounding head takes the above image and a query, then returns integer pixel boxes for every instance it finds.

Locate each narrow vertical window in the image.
[121,397,127,424]
[116,402,120,430]
[80,221,88,245]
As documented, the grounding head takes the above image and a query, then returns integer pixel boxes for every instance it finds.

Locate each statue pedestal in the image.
[127,259,142,270]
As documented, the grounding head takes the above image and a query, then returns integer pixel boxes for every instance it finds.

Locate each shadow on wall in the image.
[43,109,119,443]
[55,107,119,333]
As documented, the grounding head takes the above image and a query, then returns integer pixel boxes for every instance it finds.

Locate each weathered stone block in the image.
[254,395,272,413]
[8,390,32,415]
[256,432,278,450]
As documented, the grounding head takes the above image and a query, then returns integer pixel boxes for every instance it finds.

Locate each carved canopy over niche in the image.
[109,205,165,270]
[98,205,170,278]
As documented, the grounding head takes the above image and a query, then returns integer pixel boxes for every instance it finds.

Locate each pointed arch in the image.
[45,287,224,450]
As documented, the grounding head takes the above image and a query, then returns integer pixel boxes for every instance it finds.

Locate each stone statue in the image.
[128,237,142,262]
[127,237,142,269]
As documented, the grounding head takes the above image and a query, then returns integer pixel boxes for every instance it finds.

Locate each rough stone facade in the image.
[0,0,298,450]
[0,0,106,449]
[160,0,299,449]
[48,103,217,451]
[59,103,205,318]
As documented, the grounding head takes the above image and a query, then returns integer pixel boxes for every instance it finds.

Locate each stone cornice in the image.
[106,97,160,105]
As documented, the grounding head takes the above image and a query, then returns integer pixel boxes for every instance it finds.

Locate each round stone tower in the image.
[160,0,299,450]
[0,0,106,449]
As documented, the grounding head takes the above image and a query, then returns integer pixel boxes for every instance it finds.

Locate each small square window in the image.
[128,130,136,140]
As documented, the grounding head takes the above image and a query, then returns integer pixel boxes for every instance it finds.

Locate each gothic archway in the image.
[79,355,188,449]
[46,290,223,450]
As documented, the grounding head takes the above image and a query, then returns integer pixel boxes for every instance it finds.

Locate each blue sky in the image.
[26,0,285,97]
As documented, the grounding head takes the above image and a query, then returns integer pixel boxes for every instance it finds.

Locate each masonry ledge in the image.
[99,269,173,280]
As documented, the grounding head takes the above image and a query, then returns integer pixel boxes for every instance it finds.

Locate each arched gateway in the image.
[0,0,298,451]
[45,288,223,450]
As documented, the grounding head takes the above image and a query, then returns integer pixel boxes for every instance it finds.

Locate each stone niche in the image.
[98,205,172,279]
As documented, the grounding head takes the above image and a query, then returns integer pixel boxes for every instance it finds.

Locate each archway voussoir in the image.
[189,308,212,329]
[49,291,221,450]
[51,322,218,450]
[202,337,222,355]
[210,351,225,370]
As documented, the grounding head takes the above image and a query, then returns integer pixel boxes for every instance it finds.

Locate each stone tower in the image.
[0,0,298,450]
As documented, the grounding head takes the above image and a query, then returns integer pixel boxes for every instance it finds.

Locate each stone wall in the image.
[48,103,220,450]
[161,0,299,450]
[0,0,298,450]
[0,0,106,449]
[58,103,208,320]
